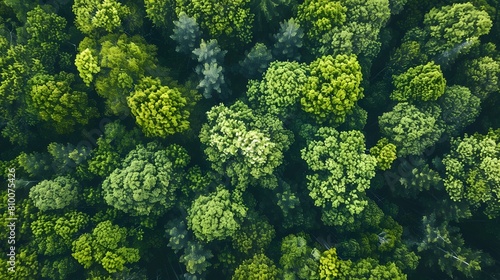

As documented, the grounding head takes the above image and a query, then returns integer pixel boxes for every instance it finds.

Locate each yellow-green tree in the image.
[27,72,98,134]
[127,76,190,138]
[300,54,364,126]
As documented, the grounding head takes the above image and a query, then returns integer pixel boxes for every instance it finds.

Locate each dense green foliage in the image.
[301,128,377,226]
[301,54,364,125]
[1,1,499,279]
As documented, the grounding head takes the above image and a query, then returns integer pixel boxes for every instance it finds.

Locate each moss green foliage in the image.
[71,220,140,274]
[175,0,254,46]
[87,121,141,178]
[370,138,397,171]
[247,60,307,117]
[73,0,131,35]
[29,175,79,211]
[297,0,347,46]
[0,248,39,279]
[199,101,293,189]
[324,0,390,59]
[76,34,159,115]
[27,71,98,133]
[389,40,429,77]
[102,142,180,216]
[437,85,481,137]
[144,0,175,28]
[3,1,500,279]
[127,76,190,137]
[301,54,364,125]
[442,129,500,218]
[75,48,100,86]
[0,38,44,145]
[349,258,407,280]
[462,56,500,100]
[25,6,69,71]
[31,211,89,256]
[423,3,492,56]
[231,213,275,254]
[379,103,443,157]
[232,253,279,280]
[391,62,446,102]
[301,128,377,226]
[187,186,247,242]
[280,234,320,279]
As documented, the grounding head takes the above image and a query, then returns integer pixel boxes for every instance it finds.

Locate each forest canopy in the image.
[0,0,499,279]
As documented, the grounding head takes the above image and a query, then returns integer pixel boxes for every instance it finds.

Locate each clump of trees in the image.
[0,1,499,280]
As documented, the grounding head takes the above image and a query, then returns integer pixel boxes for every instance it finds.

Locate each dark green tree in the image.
[175,0,254,46]
[144,0,175,29]
[418,215,493,278]
[280,233,320,279]
[437,85,481,138]
[24,6,69,71]
[231,212,275,255]
[379,103,443,156]
[239,43,273,79]
[273,18,304,61]
[462,56,500,100]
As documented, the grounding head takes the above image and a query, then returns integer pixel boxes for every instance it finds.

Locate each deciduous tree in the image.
[246,60,307,117]
[175,0,254,46]
[71,220,140,274]
[379,103,443,156]
[300,54,364,126]
[391,62,446,102]
[442,129,500,218]
[187,186,247,242]
[29,175,79,211]
[102,142,179,216]
[199,101,293,189]
[127,76,190,138]
[301,128,377,226]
